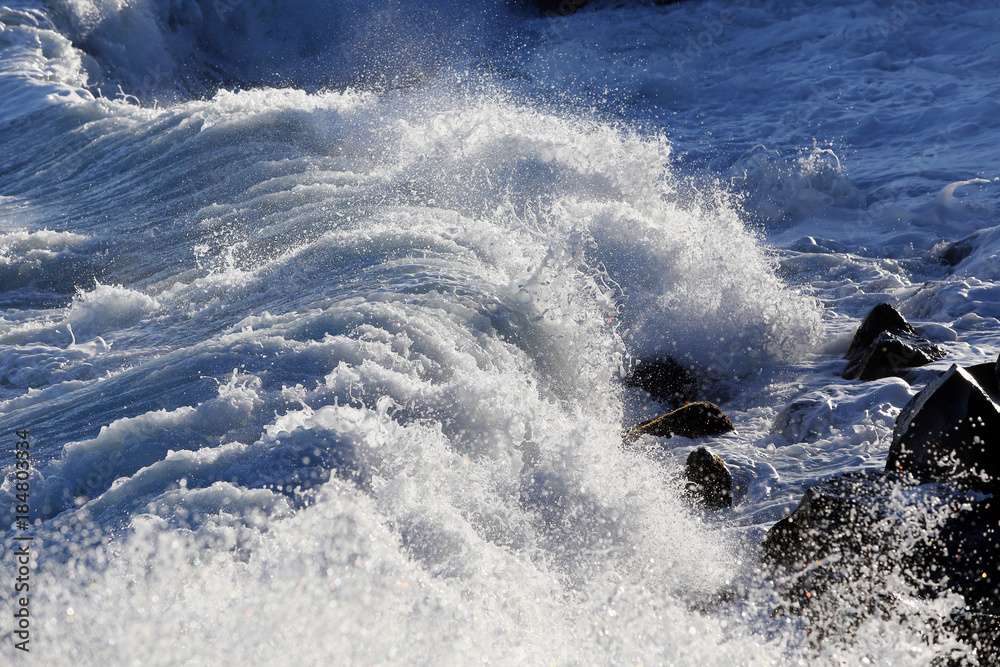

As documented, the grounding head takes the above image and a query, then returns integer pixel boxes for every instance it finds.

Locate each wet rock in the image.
[625,401,734,444]
[934,497,1000,613]
[844,331,947,381]
[843,303,945,381]
[624,357,699,408]
[761,471,915,582]
[771,395,833,443]
[683,447,732,510]
[763,358,1000,660]
[845,303,914,359]
[886,364,1000,491]
[949,612,1000,667]
[966,359,1000,402]
[938,230,982,267]
[760,470,1000,661]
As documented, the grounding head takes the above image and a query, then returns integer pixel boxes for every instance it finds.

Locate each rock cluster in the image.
[621,309,996,656]
[762,354,1000,661]
[760,470,999,654]
[621,358,735,510]
[842,303,945,381]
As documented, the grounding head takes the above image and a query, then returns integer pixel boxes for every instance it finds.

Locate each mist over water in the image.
[2,0,999,663]
[43,0,515,97]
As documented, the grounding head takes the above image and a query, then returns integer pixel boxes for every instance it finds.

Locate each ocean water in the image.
[1,0,998,663]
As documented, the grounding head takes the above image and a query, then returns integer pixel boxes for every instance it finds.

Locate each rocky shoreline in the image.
[624,304,1000,663]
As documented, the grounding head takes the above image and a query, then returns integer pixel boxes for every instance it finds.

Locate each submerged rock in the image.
[624,401,734,444]
[624,356,699,408]
[843,303,945,381]
[683,447,732,510]
[937,230,982,268]
[886,364,1000,491]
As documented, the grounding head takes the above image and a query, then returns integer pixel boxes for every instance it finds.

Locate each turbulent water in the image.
[1,0,998,663]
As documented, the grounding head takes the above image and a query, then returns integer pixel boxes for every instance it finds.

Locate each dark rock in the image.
[759,471,926,646]
[843,303,945,380]
[761,471,909,579]
[886,364,1000,491]
[762,359,1000,660]
[846,303,914,360]
[916,495,1000,664]
[843,330,947,381]
[966,359,1000,403]
[938,231,981,268]
[934,497,1000,610]
[625,401,734,444]
[623,357,699,408]
[948,612,1000,667]
[760,470,1000,661]
[683,447,732,510]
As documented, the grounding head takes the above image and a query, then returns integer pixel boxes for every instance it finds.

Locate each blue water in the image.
[1,0,998,663]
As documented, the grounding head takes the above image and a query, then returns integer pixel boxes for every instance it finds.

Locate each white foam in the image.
[0,283,157,393]
[0,3,94,119]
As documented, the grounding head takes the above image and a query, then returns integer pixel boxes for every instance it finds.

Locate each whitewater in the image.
[1,0,998,663]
